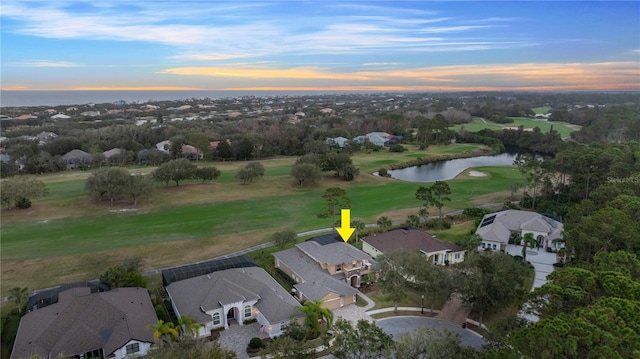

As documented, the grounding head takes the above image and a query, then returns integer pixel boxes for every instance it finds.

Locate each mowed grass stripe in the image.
[1,166,523,260]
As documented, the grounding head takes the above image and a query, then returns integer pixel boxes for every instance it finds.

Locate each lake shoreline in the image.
[387,147,497,170]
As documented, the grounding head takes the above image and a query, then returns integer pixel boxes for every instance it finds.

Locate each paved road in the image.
[376,316,486,350]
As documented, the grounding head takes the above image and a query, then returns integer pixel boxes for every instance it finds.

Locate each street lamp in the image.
[421,294,425,314]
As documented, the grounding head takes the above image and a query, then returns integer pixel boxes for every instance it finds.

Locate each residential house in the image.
[155,140,171,153]
[165,267,301,338]
[361,227,466,265]
[352,132,402,147]
[103,148,122,159]
[273,235,374,310]
[325,136,349,148]
[11,287,157,359]
[181,144,203,160]
[475,210,564,251]
[62,149,91,169]
[35,131,58,144]
[51,114,71,119]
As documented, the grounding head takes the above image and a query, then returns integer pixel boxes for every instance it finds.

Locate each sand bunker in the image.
[468,170,488,177]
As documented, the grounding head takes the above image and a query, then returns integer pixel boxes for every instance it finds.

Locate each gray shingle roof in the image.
[165,267,300,325]
[272,247,359,300]
[362,228,464,254]
[475,210,563,244]
[296,241,372,266]
[11,287,157,359]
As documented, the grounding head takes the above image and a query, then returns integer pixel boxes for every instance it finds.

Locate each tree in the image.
[298,299,333,338]
[1,176,48,209]
[272,229,297,249]
[125,174,155,205]
[154,158,197,186]
[317,187,351,233]
[415,186,434,217]
[100,264,147,288]
[405,214,421,228]
[149,320,179,345]
[351,220,366,245]
[177,314,204,337]
[290,163,322,187]
[375,252,408,312]
[402,250,452,313]
[9,287,29,313]
[194,166,221,183]
[266,335,312,359]
[332,319,393,359]
[521,232,537,263]
[376,216,392,230]
[142,335,236,358]
[236,162,265,183]
[430,181,451,224]
[455,253,529,326]
[394,327,480,359]
[85,167,131,205]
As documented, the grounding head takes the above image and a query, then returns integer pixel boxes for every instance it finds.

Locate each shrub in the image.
[244,318,258,324]
[462,207,492,218]
[378,168,388,177]
[389,144,407,152]
[249,337,263,349]
[275,268,297,286]
[553,262,565,268]
[15,197,32,209]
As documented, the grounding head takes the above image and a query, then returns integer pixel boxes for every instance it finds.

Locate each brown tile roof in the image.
[11,287,157,359]
[362,228,463,254]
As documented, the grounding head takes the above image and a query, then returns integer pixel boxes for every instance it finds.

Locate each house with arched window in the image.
[475,210,564,252]
[165,266,301,338]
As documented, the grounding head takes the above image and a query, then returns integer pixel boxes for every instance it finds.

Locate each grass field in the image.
[0,144,524,295]
[453,117,579,138]
[531,106,551,114]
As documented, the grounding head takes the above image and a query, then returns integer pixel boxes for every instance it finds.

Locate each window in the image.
[454,253,461,260]
[481,243,486,248]
[492,244,497,250]
[244,305,252,318]
[213,312,221,325]
[434,254,439,263]
[336,264,342,272]
[126,343,140,355]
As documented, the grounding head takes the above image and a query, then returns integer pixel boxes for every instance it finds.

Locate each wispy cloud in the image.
[19,60,80,67]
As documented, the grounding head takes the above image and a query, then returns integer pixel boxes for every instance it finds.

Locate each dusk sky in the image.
[2,1,639,91]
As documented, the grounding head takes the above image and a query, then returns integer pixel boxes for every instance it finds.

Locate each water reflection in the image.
[387,152,519,182]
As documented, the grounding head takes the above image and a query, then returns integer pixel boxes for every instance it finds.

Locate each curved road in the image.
[376,316,486,349]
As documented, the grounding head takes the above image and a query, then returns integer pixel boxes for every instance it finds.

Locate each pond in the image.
[387,152,519,182]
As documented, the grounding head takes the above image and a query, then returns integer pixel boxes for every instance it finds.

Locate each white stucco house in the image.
[475,210,564,252]
[165,266,301,338]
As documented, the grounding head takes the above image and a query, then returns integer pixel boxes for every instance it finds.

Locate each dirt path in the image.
[435,293,470,325]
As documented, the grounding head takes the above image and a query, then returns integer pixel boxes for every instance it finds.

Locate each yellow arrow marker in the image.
[336,209,356,242]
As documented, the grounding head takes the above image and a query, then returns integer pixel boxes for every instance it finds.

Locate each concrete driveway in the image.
[504,244,557,290]
[376,316,486,350]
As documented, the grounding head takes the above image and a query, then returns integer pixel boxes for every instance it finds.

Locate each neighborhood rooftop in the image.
[362,227,464,254]
[161,255,257,286]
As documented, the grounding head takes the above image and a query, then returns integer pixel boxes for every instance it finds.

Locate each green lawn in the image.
[1,166,523,261]
[531,106,551,114]
[452,117,578,138]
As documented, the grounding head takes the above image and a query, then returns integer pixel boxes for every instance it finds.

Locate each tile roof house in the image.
[11,287,157,359]
[475,210,564,251]
[61,149,91,169]
[352,132,402,147]
[273,236,373,310]
[103,148,122,159]
[165,267,301,339]
[362,227,466,265]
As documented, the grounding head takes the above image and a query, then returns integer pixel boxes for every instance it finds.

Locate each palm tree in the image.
[405,214,421,228]
[522,233,537,263]
[149,320,178,345]
[177,315,203,337]
[9,287,28,313]
[352,220,366,245]
[299,299,333,338]
[377,216,392,231]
